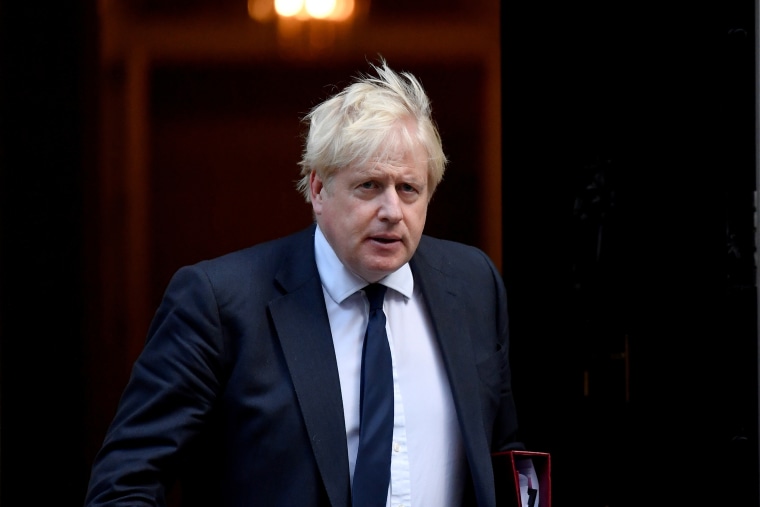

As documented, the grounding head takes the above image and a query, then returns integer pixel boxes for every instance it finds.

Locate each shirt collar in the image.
[314,225,414,304]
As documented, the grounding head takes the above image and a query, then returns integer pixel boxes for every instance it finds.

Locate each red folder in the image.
[492,450,552,507]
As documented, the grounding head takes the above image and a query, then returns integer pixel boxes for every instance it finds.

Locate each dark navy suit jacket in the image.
[84,224,521,507]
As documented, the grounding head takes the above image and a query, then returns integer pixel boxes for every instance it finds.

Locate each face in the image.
[310,124,431,283]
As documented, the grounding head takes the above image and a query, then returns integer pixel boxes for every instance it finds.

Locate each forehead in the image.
[323,118,432,185]
[350,147,429,180]
[366,128,429,172]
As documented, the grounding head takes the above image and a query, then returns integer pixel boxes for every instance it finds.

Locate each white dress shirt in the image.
[314,226,466,507]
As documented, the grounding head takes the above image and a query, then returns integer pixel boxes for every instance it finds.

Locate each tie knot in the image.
[364,283,387,311]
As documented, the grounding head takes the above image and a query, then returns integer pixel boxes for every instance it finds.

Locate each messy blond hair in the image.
[296,58,447,202]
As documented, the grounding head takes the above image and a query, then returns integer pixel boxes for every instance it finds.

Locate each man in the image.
[84,59,523,507]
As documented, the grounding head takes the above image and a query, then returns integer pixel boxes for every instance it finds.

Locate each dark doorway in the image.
[501,2,758,505]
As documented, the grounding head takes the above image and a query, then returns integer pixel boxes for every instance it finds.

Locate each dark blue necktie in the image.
[352,283,393,507]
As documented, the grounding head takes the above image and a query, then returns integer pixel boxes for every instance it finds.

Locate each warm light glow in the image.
[248,0,274,21]
[274,0,304,17]
[305,0,336,19]
[250,0,355,22]
[328,0,354,21]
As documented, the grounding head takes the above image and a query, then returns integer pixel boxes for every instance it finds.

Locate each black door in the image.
[501,1,758,505]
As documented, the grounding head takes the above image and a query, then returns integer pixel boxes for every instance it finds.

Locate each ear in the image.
[309,171,324,214]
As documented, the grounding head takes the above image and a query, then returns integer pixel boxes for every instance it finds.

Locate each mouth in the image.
[370,236,400,245]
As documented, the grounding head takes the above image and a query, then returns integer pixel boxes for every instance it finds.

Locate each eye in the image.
[360,181,376,189]
[399,183,418,194]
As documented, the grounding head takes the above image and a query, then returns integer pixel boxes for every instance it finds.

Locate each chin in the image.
[373,266,403,280]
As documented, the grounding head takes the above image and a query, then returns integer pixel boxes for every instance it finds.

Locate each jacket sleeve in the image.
[84,264,228,506]
[480,248,525,453]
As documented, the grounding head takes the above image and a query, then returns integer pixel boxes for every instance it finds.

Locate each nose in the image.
[377,188,403,223]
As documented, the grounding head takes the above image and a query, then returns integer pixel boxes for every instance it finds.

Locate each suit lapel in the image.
[268,226,350,507]
[411,247,496,507]
[266,229,496,507]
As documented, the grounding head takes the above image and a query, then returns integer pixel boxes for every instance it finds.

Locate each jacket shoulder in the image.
[167,225,316,294]
[416,234,498,274]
